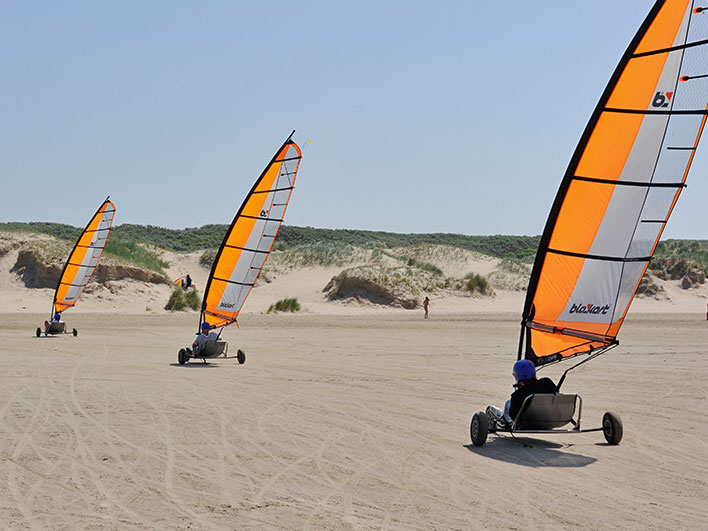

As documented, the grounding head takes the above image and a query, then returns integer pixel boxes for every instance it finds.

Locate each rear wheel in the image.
[178,348,188,365]
[36,327,41,338]
[470,412,489,447]
[602,412,623,445]
[237,349,246,364]
[72,328,78,337]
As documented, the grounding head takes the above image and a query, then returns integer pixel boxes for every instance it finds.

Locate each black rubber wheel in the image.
[178,348,188,365]
[602,411,623,445]
[237,349,246,364]
[72,328,78,337]
[470,412,489,447]
[36,327,41,338]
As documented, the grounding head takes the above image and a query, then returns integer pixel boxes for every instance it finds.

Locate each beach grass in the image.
[464,272,491,294]
[165,288,200,311]
[267,298,301,313]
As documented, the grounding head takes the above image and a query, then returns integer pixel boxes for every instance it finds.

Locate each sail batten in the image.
[546,249,653,262]
[604,107,708,114]
[573,175,686,187]
[521,0,708,367]
[200,132,301,330]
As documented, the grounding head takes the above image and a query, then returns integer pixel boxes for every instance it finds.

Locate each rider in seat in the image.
[190,321,218,356]
[44,311,62,333]
[487,359,558,427]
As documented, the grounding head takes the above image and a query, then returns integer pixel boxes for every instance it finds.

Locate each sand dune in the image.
[3,232,708,317]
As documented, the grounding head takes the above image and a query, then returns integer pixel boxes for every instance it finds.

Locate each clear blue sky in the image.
[2,1,706,238]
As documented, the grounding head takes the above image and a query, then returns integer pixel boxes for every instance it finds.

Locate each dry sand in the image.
[1,307,707,530]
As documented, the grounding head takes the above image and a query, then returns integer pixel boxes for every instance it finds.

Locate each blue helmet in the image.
[513,359,536,383]
[201,322,211,331]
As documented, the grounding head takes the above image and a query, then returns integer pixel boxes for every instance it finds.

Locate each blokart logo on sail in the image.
[569,303,611,315]
[220,302,235,309]
[652,91,673,108]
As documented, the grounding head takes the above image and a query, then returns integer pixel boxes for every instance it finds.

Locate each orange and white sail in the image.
[521,0,708,366]
[200,132,301,329]
[53,197,116,313]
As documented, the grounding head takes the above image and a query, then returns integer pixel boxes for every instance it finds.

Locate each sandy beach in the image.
[1,308,706,530]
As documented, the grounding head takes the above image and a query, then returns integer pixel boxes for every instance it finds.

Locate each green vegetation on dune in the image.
[267,242,369,269]
[405,257,443,276]
[165,289,187,311]
[267,298,301,313]
[112,224,543,261]
[325,265,454,308]
[0,221,540,260]
[0,222,82,241]
[104,239,169,274]
[25,238,73,264]
[6,222,708,278]
[0,222,169,274]
[277,226,540,261]
[486,258,532,291]
[654,240,708,271]
[112,224,226,252]
[184,289,201,310]
[165,288,201,311]
[464,272,491,294]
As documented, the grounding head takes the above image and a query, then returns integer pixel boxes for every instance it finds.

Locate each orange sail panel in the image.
[53,197,116,313]
[521,0,708,366]
[201,133,302,329]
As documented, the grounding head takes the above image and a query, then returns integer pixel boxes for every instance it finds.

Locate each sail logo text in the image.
[221,302,235,309]
[569,303,610,315]
[652,91,673,108]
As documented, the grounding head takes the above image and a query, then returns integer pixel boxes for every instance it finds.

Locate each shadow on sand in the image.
[169,362,218,368]
[464,436,597,468]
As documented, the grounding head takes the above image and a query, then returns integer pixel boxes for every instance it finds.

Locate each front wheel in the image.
[178,348,188,365]
[602,412,623,445]
[470,412,489,447]
[237,349,246,364]
[72,328,78,337]
[36,327,41,338]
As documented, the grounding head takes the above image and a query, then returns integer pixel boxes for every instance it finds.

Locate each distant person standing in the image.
[423,296,430,319]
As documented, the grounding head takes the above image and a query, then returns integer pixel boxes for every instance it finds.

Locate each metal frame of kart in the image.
[178,340,245,365]
[36,321,78,337]
[491,393,604,436]
[471,392,622,447]
[196,340,229,358]
[47,322,66,335]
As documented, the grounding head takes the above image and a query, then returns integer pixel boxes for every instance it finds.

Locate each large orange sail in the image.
[521,0,708,366]
[200,132,302,329]
[53,197,116,313]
